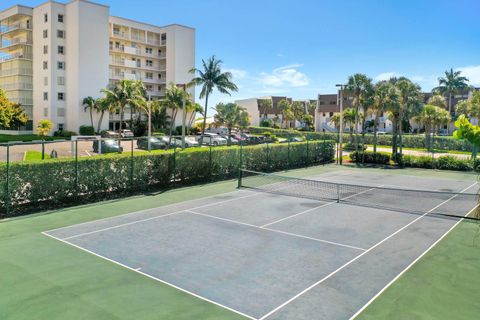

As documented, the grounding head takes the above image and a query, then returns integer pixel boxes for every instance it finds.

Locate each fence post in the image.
[75,140,78,196]
[41,141,45,160]
[306,138,309,167]
[130,137,134,189]
[266,142,269,172]
[287,140,291,169]
[5,144,10,216]
[172,141,177,187]
[209,136,213,180]
[238,140,243,179]
[336,183,340,203]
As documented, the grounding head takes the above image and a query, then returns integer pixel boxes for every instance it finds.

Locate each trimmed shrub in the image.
[0,140,335,217]
[344,143,367,151]
[350,151,391,164]
[79,125,95,135]
[53,130,77,138]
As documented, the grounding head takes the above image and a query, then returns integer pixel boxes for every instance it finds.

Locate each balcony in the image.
[146,38,160,46]
[8,97,33,105]
[0,82,33,90]
[112,30,129,39]
[0,67,32,77]
[109,72,142,81]
[1,38,32,48]
[0,22,32,35]
[0,52,32,62]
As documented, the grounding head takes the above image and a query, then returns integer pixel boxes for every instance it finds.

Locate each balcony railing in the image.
[0,23,32,34]
[112,30,129,39]
[8,97,33,105]
[0,68,33,77]
[0,82,33,90]
[1,38,32,48]
[109,72,142,81]
[147,38,160,45]
[0,52,32,62]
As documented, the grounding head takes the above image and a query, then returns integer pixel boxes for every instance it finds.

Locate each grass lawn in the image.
[364,144,472,155]
[23,150,51,161]
[0,134,66,143]
[0,164,478,320]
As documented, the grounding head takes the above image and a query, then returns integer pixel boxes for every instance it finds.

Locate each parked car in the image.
[136,137,168,150]
[101,130,120,138]
[206,127,229,135]
[120,129,134,138]
[288,136,305,142]
[93,139,123,153]
[196,133,228,146]
[243,135,264,145]
[220,134,239,145]
[173,136,199,148]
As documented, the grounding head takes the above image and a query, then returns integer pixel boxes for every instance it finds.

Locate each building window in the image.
[58,92,64,101]
[43,29,48,38]
[57,62,65,70]
[58,14,64,23]
[58,46,64,54]
[44,77,48,86]
[146,85,153,91]
[145,47,152,54]
[57,30,65,38]
[158,73,162,79]
[44,14,48,22]
[58,123,64,131]
[43,108,48,117]
[43,92,48,101]
[57,76,65,85]
[57,108,65,117]
[146,60,153,67]
[43,45,48,54]
[329,112,334,117]
[158,85,162,91]
[43,61,48,69]
[145,72,153,79]
[158,49,162,57]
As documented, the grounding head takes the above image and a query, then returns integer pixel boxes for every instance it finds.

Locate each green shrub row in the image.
[249,126,474,152]
[349,151,391,164]
[0,140,335,217]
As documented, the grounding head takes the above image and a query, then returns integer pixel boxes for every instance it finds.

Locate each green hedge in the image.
[349,151,391,164]
[249,126,474,152]
[0,140,335,217]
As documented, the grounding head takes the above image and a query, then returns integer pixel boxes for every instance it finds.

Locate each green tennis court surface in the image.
[2,165,480,319]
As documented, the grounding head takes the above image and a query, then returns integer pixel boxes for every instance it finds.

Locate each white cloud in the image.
[259,64,309,88]
[457,65,480,86]
[374,72,398,81]
[225,68,248,80]
[276,53,284,57]
[410,75,425,82]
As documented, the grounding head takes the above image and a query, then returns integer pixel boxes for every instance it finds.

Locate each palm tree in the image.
[395,77,422,157]
[343,108,358,143]
[94,97,112,134]
[82,96,96,129]
[277,99,292,128]
[188,102,203,128]
[434,68,469,115]
[161,83,189,142]
[213,102,250,143]
[189,56,238,144]
[346,74,373,153]
[290,101,305,128]
[258,99,272,119]
[101,80,145,138]
[413,104,450,150]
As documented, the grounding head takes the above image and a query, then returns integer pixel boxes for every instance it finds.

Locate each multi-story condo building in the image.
[0,0,195,133]
[236,96,316,129]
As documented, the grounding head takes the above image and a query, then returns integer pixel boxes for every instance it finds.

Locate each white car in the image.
[174,136,199,147]
[196,133,227,146]
[120,129,134,138]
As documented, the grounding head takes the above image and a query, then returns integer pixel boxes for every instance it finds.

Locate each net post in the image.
[5,144,10,216]
[237,168,243,189]
[336,183,340,203]
[75,139,78,197]
[130,137,134,189]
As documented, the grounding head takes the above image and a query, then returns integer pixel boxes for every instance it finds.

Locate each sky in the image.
[3,0,480,112]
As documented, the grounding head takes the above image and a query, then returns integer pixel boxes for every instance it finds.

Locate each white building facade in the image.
[0,0,195,133]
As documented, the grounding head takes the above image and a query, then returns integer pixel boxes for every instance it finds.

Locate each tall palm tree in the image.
[434,68,469,115]
[82,96,96,128]
[102,80,145,137]
[395,77,422,157]
[188,102,203,128]
[343,108,358,143]
[413,104,450,150]
[258,99,272,119]
[94,97,112,133]
[213,102,250,142]
[345,74,373,153]
[189,56,238,144]
[277,99,292,128]
[161,83,189,142]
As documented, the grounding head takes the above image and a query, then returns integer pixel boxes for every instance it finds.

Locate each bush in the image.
[0,140,336,217]
[79,125,95,135]
[350,151,391,164]
[260,119,273,128]
[53,130,77,138]
[344,143,367,151]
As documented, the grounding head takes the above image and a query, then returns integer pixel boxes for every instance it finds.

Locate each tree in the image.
[434,68,469,115]
[188,102,203,128]
[0,89,28,129]
[346,73,373,153]
[161,83,191,139]
[343,108,358,143]
[428,94,447,109]
[455,91,480,123]
[290,101,305,128]
[277,99,292,128]
[371,81,398,155]
[82,96,96,129]
[454,114,480,160]
[258,99,272,119]
[189,56,238,144]
[37,119,53,137]
[214,102,250,142]
[395,77,422,157]
[94,97,112,133]
[413,104,450,150]
[101,80,145,137]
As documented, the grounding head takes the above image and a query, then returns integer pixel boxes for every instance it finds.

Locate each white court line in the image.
[261,184,385,228]
[258,181,478,320]
[41,232,257,320]
[59,191,264,240]
[185,209,366,251]
[349,202,480,320]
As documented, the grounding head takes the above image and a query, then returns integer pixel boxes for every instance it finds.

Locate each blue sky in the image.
[3,0,480,111]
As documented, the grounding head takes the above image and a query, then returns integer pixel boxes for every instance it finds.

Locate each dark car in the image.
[137,137,168,150]
[244,135,264,145]
[93,139,123,153]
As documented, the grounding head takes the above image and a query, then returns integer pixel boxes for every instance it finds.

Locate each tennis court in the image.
[43,169,479,320]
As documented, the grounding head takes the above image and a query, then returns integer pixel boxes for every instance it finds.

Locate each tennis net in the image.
[239,169,480,220]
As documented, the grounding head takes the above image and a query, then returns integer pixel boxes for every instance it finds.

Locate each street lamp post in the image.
[336,84,345,165]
